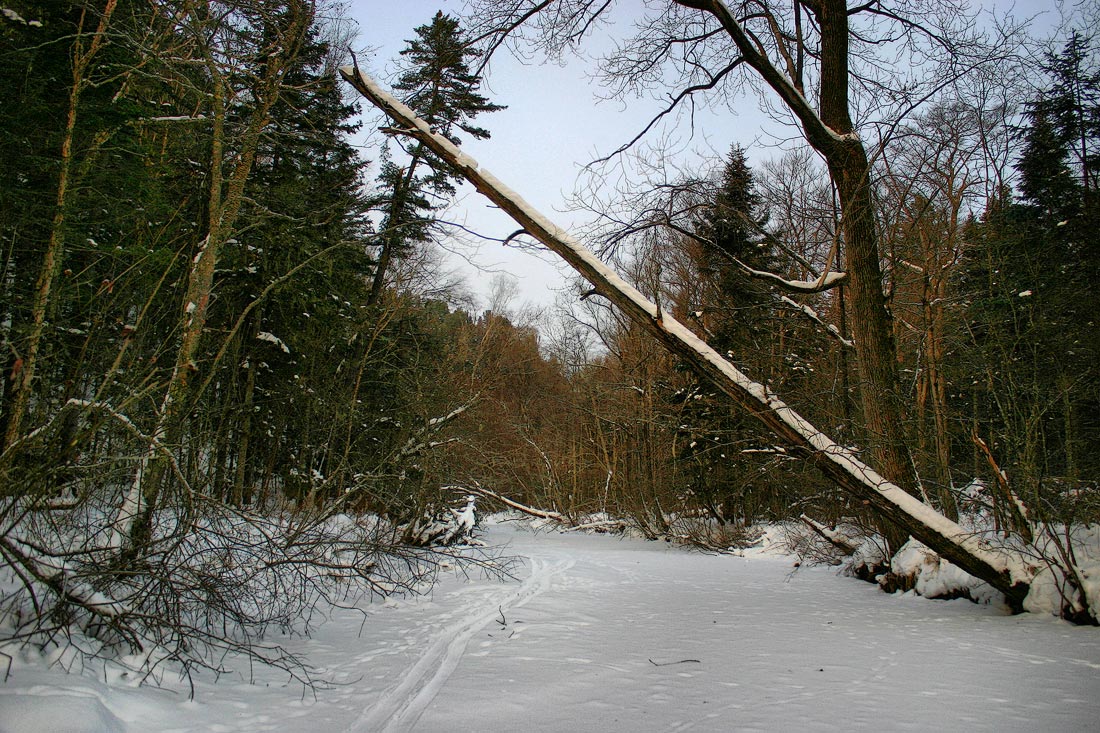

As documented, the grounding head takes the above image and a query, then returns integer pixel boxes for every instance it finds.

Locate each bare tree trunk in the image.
[341,65,1035,607]
[3,1,118,450]
[233,321,259,507]
[810,0,919,505]
[922,230,955,516]
[836,285,854,430]
[115,0,312,556]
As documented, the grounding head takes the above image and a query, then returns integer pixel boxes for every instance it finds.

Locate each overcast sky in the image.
[343,0,1063,312]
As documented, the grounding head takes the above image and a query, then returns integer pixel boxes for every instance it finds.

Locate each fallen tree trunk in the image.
[340,65,1035,610]
[465,484,566,523]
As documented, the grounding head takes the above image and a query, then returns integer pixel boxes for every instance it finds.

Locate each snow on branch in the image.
[428,401,473,428]
[746,266,846,293]
[257,331,291,353]
[799,514,858,556]
[780,296,854,349]
[400,398,478,458]
[137,115,208,123]
[465,484,565,522]
[663,220,847,294]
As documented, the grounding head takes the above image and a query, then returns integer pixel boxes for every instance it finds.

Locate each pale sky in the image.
[346,0,774,311]
[344,0,1063,312]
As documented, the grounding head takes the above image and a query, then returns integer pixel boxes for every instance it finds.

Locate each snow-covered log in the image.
[339,65,1038,609]
[799,514,859,556]
[465,484,565,523]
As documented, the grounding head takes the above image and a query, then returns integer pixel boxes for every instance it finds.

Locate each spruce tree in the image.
[367,11,503,304]
[1028,32,1100,202]
[692,145,777,357]
[207,27,374,505]
[0,0,200,448]
[958,33,1100,504]
[676,147,786,524]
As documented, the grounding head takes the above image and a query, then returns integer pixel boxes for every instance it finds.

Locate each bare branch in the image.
[590,58,744,165]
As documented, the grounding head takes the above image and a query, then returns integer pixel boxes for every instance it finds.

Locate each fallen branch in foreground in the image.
[563,519,629,533]
[799,515,859,557]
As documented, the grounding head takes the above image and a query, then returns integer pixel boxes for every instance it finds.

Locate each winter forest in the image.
[1,0,1100,730]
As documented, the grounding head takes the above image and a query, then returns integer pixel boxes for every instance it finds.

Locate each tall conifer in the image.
[368,12,503,304]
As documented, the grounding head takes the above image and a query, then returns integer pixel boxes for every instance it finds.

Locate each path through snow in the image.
[346,554,575,732]
[1,521,1098,732]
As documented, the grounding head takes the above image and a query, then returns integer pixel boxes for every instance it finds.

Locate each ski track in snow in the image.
[2,524,1099,733]
[344,554,575,733]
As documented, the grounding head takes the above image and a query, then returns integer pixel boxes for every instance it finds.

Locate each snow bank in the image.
[889,538,1003,606]
[881,525,1100,621]
[1022,524,1100,620]
[0,693,124,733]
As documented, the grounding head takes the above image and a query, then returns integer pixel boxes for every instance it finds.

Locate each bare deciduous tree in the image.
[462,0,1023,551]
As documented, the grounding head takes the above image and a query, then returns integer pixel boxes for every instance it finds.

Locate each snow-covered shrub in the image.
[0,408,504,690]
[668,515,764,552]
[0,501,455,688]
[776,518,889,580]
[402,494,481,547]
[943,479,1099,621]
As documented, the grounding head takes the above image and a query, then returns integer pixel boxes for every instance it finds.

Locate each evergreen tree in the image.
[1027,32,1100,202]
[1017,109,1079,218]
[367,11,503,304]
[957,33,1100,506]
[675,147,788,524]
[205,26,374,505]
[692,145,776,356]
[0,0,200,448]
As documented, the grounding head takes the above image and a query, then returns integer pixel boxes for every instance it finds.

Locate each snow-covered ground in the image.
[2,520,1099,732]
